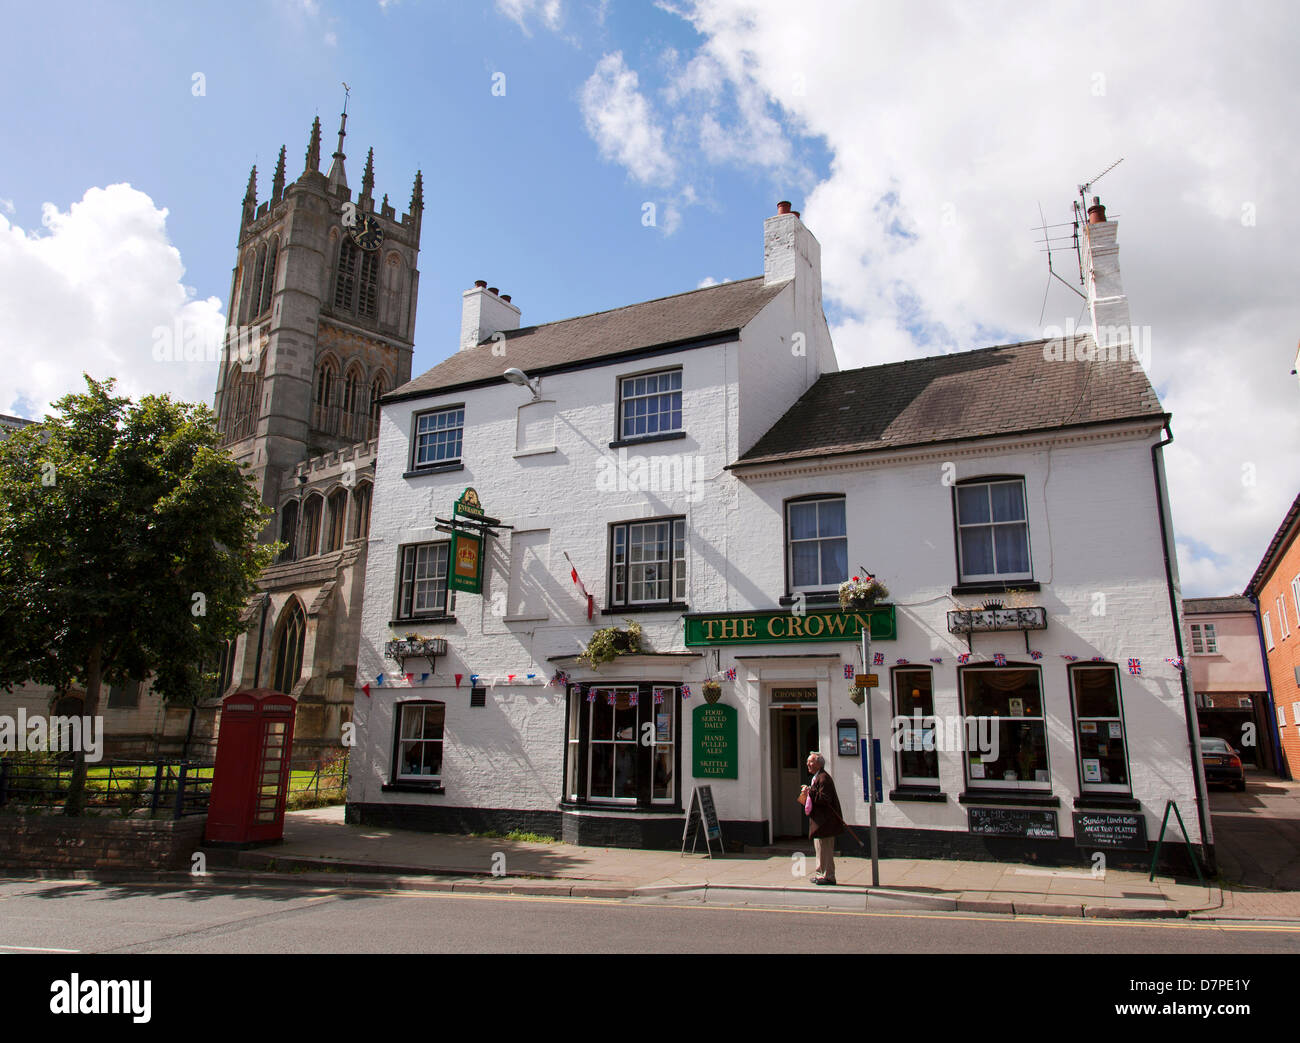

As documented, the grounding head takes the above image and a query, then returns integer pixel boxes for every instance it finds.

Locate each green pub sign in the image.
[683,606,895,646]
[448,488,486,594]
[693,703,738,779]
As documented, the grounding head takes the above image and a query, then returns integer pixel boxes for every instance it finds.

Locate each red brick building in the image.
[1245,491,1300,779]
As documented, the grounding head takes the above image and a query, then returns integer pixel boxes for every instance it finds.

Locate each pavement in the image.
[206,804,1228,919]
[1205,772,1300,920]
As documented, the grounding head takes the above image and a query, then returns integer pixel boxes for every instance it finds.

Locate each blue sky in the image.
[2,1,1297,596]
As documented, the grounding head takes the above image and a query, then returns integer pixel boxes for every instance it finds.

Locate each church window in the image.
[300,494,323,557]
[324,488,348,552]
[271,601,306,695]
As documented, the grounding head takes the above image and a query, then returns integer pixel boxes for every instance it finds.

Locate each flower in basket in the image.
[702,679,723,703]
[838,574,889,610]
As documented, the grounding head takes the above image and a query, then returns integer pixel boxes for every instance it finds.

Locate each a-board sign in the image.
[681,784,723,856]
[968,806,1058,839]
[1071,811,1148,850]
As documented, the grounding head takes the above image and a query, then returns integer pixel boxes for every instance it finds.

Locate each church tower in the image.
[214,102,423,521]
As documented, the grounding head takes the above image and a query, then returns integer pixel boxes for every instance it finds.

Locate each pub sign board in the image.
[1071,811,1148,850]
[449,529,483,593]
[693,703,738,779]
[968,806,1059,839]
[684,606,896,646]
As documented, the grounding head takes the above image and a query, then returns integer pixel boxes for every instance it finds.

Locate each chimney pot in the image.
[487,287,499,296]
[1086,196,1107,224]
[776,200,792,215]
[474,280,487,288]
[500,294,511,303]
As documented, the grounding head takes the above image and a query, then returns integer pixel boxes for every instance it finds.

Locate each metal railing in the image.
[0,757,213,819]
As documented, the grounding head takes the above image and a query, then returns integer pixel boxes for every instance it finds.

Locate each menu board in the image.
[1071,811,1147,850]
[968,806,1058,839]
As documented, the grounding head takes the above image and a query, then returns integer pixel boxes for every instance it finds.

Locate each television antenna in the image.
[1032,158,1124,325]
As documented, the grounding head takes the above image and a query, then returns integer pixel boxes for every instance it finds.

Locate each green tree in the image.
[0,376,275,814]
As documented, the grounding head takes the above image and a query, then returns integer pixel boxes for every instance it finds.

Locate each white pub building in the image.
[347,199,1210,869]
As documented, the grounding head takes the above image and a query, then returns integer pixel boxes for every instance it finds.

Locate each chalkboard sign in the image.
[968,806,1058,839]
[1072,811,1148,850]
[681,784,724,857]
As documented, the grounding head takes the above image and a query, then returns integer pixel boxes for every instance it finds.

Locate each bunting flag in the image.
[844,664,854,679]
[957,653,971,664]
[470,673,480,685]
[629,691,639,706]
[1128,658,1142,675]
[586,688,596,703]
[563,551,595,621]
[1165,657,1184,671]
[361,683,371,698]
[682,684,692,699]
[1091,656,1106,662]
[507,674,516,683]
[455,673,463,687]
[873,653,884,666]
[1029,650,1043,661]
[377,674,385,686]
[526,673,537,680]
[421,673,431,682]
[654,690,665,704]
[725,668,736,681]
[993,653,1007,666]
[929,657,943,665]
[895,658,910,666]
[1060,655,1078,662]
[405,673,414,684]
[606,691,616,706]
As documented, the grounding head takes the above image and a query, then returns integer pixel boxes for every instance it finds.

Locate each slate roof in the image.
[733,337,1167,467]
[390,276,788,402]
[1183,596,1255,615]
[1245,490,1300,597]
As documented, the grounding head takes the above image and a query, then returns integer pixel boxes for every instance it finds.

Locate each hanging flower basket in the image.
[848,686,866,705]
[702,680,723,704]
[578,620,643,670]
[839,574,890,611]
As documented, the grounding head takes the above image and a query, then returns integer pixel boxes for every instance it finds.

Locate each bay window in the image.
[564,683,679,807]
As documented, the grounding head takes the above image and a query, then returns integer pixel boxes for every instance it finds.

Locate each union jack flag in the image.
[1029,650,1043,660]
[585,687,595,702]
[1060,655,1078,662]
[606,691,617,706]
[895,658,910,666]
[957,653,971,664]
[1091,656,1106,662]
[681,684,692,699]
[725,668,736,681]
[993,653,1007,666]
[930,657,943,664]
[873,653,884,666]
[1128,658,1141,675]
[654,690,665,704]
[844,664,854,679]
[628,691,639,706]
[1165,656,1184,671]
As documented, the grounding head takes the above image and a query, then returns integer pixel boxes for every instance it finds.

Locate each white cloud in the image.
[0,185,225,420]
[645,0,1300,595]
[580,52,677,186]
[497,0,562,34]
[0,198,13,216]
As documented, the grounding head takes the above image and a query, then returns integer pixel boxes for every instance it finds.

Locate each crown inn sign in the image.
[684,606,896,645]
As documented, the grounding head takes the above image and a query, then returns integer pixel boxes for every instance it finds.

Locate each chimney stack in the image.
[461,281,521,351]
[1081,195,1132,346]
[764,199,822,308]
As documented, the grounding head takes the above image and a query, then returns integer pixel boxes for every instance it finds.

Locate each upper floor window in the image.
[1262,613,1273,651]
[300,494,323,558]
[397,542,450,619]
[1191,622,1218,654]
[412,406,464,469]
[1292,575,1300,625]
[955,479,1031,582]
[619,369,681,441]
[1277,597,1291,640]
[324,489,348,553]
[610,518,686,608]
[786,496,847,592]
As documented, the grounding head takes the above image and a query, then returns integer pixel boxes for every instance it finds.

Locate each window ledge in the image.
[503,614,549,623]
[403,462,465,479]
[608,431,687,450]
[778,592,840,607]
[1073,795,1140,811]
[388,616,456,627]
[558,801,685,816]
[951,581,1041,595]
[513,446,557,458]
[602,603,689,616]
[889,788,947,803]
[382,783,445,795]
[958,790,1059,807]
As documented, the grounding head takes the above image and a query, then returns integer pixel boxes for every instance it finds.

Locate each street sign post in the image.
[861,625,879,888]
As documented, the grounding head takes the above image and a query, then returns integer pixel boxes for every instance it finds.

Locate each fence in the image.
[0,756,213,819]
[286,754,350,809]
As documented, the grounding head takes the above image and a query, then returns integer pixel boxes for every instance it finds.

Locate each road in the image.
[1,877,1297,954]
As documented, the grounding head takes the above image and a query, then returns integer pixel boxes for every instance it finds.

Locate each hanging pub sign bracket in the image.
[433,488,513,596]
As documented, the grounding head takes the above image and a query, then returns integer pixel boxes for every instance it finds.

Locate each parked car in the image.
[1201,736,1246,791]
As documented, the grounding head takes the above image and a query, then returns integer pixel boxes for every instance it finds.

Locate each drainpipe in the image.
[1247,593,1288,779]
[1151,420,1215,872]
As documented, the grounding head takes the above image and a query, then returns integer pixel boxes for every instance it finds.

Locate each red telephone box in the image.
[206,690,297,844]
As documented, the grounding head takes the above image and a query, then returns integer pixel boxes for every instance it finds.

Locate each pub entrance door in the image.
[771,702,820,840]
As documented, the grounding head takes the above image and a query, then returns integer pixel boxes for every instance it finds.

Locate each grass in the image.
[468,829,561,845]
